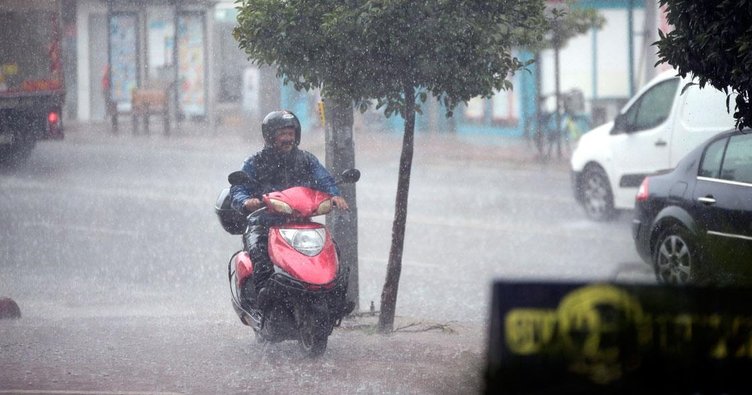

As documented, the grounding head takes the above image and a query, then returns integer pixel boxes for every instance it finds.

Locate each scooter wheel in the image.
[299,325,328,357]
[298,304,330,357]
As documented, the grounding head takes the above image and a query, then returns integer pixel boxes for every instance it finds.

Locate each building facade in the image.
[63,0,668,140]
[69,0,216,124]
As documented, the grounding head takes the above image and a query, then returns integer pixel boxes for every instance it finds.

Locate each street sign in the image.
[485,281,752,394]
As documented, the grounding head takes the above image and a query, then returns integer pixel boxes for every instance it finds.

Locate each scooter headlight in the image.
[279,228,326,256]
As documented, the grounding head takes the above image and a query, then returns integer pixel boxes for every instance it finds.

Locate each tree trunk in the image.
[554,43,562,158]
[323,96,359,313]
[378,86,416,333]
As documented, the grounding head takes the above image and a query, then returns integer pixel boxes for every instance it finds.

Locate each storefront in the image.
[106,0,214,122]
[74,0,215,123]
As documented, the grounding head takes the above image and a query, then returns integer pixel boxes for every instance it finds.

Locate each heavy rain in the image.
[2,1,749,394]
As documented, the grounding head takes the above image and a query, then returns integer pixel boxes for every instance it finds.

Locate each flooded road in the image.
[0,123,652,393]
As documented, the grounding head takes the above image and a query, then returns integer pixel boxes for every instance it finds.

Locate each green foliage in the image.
[233,0,547,118]
[655,0,752,130]
[526,0,604,51]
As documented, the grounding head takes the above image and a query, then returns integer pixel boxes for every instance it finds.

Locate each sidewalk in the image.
[373,129,573,170]
[62,119,573,170]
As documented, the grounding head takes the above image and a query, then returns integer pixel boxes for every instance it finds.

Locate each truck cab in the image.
[570,69,735,220]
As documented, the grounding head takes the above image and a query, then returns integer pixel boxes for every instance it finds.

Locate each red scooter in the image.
[215,169,359,357]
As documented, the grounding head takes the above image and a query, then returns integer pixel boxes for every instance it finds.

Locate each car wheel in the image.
[580,166,615,221]
[653,225,697,285]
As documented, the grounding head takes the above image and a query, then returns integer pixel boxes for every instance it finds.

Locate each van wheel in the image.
[580,167,615,221]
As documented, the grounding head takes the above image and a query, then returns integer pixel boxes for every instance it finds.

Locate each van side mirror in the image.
[612,113,626,134]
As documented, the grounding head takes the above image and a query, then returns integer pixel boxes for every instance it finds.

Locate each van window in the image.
[622,78,680,133]
[680,86,735,128]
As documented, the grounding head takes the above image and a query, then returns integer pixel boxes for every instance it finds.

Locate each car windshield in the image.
[622,78,679,132]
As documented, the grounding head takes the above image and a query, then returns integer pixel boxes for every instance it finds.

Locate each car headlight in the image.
[279,228,326,256]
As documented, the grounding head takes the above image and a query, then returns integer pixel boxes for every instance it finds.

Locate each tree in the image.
[234,0,546,332]
[655,0,752,130]
[527,2,604,159]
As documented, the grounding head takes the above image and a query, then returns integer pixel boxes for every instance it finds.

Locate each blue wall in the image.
[451,50,538,138]
[280,83,313,132]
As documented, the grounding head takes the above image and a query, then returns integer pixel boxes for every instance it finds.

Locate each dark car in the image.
[632,129,752,285]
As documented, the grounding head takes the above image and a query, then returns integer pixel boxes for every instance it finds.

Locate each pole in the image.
[628,0,635,96]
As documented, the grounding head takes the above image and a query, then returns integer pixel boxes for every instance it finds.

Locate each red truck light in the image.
[46,110,64,140]
[48,111,59,125]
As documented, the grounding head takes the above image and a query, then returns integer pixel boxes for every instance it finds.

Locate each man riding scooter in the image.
[230,110,349,308]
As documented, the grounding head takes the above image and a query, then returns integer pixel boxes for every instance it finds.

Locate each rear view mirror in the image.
[337,169,361,184]
[228,171,250,186]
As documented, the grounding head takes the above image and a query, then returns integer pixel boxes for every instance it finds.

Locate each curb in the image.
[60,120,572,169]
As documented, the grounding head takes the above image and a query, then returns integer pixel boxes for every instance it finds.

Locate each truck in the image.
[0,0,65,165]
[570,69,736,221]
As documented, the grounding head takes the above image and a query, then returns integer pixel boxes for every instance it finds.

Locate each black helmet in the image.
[261,110,301,146]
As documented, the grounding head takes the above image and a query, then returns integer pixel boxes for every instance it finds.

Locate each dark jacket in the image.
[230,147,340,214]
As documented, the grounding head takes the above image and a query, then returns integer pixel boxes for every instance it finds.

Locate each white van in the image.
[570,69,736,220]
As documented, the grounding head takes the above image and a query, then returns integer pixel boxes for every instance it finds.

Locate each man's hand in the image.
[331,196,349,211]
[243,198,263,212]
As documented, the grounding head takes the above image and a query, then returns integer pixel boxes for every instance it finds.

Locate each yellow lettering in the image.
[505,309,556,355]
[706,314,728,359]
[556,284,644,361]
[674,314,693,342]
[730,316,752,358]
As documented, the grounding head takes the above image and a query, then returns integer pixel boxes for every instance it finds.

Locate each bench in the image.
[108,88,170,136]
[130,88,170,136]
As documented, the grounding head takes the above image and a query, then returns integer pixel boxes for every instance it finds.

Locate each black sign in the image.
[485,281,752,394]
